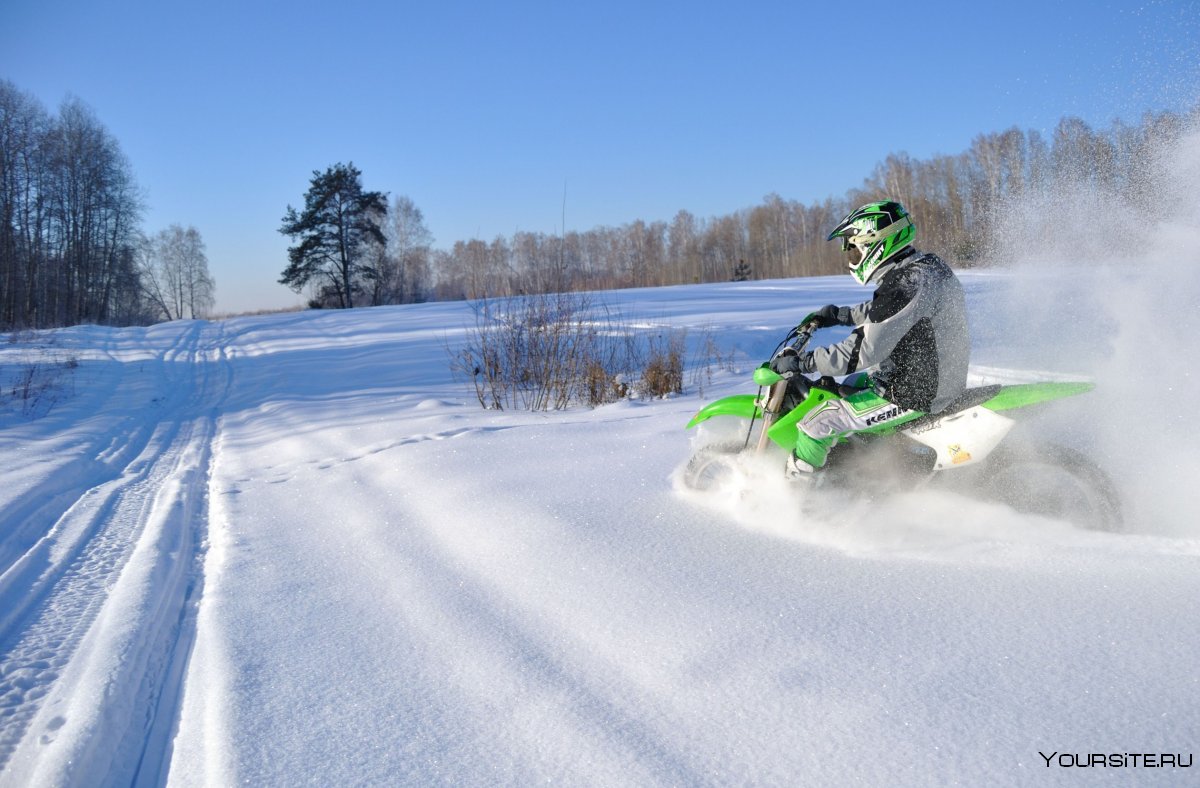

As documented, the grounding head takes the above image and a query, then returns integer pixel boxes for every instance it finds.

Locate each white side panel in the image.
[905,406,1015,470]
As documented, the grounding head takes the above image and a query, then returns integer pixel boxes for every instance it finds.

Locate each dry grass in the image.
[450,292,695,411]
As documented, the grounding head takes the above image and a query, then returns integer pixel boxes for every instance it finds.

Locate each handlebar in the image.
[770,320,818,362]
[749,321,820,431]
[792,320,819,349]
[754,321,819,394]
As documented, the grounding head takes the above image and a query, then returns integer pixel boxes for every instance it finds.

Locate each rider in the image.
[769,200,970,476]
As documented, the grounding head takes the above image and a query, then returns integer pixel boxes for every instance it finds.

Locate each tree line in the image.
[424,107,1195,301]
[282,102,1195,309]
[7,71,1194,326]
[0,79,214,330]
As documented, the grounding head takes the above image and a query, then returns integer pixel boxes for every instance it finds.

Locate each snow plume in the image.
[673,417,1072,561]
[975,120,1200,536]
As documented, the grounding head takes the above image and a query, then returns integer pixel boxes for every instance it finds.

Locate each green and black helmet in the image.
[827,200,916,284]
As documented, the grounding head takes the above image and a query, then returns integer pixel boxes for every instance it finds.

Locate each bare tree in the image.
[140,224,214,320]
[382,195,432,304]
[748,194,795,279]
[668,210,700,283]
[0,89,150,328]
[360,195,432,306]
[0,81,50,327]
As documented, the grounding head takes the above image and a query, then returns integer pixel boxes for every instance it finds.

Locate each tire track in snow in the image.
[0,322,231,784]
[0,322,202,593]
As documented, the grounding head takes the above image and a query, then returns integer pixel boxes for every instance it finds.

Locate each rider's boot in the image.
[793,434,833,469]
[787,434,834,485]
[786,452,816,479]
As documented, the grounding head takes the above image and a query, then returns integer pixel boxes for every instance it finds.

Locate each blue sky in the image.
[3,0,1198,313]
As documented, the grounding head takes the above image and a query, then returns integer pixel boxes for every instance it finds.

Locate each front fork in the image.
[754,379,791,454]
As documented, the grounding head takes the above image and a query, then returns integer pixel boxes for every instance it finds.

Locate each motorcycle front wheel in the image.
[682,441,755,491]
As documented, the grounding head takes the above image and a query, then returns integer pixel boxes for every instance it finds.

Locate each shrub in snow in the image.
[451,291,688,410]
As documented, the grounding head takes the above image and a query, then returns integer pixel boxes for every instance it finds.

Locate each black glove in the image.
[769,348,815,376]
[798,304,842,330]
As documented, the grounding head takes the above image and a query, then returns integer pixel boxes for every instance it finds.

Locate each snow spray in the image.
[972,120,1200,536]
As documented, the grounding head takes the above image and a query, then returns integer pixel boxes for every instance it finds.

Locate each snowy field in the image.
[1,267,1198,786]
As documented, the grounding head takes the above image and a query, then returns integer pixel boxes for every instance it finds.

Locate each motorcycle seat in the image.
[899,385,1003,432]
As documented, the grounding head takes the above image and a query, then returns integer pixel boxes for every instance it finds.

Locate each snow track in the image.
[0,322,230,785]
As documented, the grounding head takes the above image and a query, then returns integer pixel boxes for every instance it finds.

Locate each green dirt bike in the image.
[684,322,1123,531]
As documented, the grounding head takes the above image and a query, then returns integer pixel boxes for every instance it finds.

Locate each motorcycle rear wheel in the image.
[978,443,1123,531]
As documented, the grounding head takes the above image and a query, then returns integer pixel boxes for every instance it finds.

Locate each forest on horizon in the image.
[2,75,1196,328]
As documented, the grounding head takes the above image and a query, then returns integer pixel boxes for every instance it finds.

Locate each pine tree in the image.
[278,163,387,308]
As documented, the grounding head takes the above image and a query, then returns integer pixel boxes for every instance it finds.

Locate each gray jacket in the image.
[808,249,970,413]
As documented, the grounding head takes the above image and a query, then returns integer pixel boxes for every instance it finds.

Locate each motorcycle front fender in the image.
[686,394,762,429]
